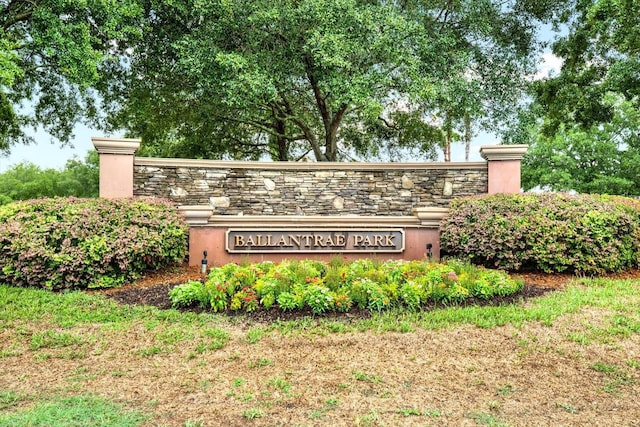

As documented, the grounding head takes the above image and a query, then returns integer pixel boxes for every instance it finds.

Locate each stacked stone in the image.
[134,164,488,216]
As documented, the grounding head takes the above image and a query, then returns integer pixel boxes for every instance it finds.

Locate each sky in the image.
[0,121,495,171]
[0,113,497,171]
[0,43,563,173]
[0,123,120,172]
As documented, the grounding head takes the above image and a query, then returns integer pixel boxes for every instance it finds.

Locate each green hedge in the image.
[169,259,523,314]
[0,197,188,290]
[440,193,640,274]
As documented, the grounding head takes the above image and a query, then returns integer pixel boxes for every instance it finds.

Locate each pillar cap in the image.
[413,207,449,227]
[92,137,141,155]
[480,144,528,161]
[178,206,214,225]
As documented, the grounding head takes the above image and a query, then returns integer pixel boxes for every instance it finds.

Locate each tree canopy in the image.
[2,1,567,162]
[533,0,640,135]
[0,150,98,204]
[101,0,562,161]
[523,0,640,194]
[522,96,640,195]
[0,0,142,153]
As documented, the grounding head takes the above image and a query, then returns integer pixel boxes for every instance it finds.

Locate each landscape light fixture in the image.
[201,250,208,274]
[426,243,433,260]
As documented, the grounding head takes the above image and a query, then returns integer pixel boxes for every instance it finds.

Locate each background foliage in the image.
[522,96,640,195]
[519,0,640,195]
[441,193,640,274]
[0,0,142,153]
[0,197,187,290]
[2,0,567,162]
[0,151,98,205]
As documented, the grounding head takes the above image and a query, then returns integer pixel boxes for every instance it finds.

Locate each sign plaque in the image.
[226,228,404,253]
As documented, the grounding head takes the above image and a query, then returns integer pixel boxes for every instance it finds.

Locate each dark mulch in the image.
[95,264,593,321]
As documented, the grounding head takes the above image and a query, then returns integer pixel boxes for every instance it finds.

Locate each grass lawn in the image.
[1,276,640,426]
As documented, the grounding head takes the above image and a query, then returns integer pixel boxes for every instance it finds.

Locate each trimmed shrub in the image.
[0,197,188,290]
[169,259,523,314]
[440,193,640,274]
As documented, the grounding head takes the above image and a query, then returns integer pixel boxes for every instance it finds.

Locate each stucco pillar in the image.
[92,137,141,199]
[479,145,528,194]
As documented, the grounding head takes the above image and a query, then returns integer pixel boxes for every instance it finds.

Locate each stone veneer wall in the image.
[133,158,488,216]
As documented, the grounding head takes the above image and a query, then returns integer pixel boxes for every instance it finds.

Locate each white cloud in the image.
[531,52,564,81]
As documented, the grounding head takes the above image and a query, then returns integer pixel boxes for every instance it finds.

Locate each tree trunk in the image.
[324,104,348,162]
[273,119,289,161]
[464,111,471,162]
[443,118,452,162]
[304,58,347,162]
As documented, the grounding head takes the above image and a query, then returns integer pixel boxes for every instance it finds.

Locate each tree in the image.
[533,0,640,135]
[0,0,143,153]
[103,0,562,161]
[522,96,640,195]
[0,151,99,204]
[523,0,640,194]
[59,150,100,197]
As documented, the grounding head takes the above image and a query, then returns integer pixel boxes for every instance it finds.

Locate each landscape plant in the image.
[440,193,640,274]
[0,197,188,290]
[169,258,523,314]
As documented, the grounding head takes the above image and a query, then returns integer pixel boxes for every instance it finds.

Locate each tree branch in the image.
[326,103,348,159]
[294,149,313,162]
[291,115,324,161]
[303,55,331,131]
[219,114,286,138]
[272,93,325,159]
[2,0,36,31]
[378,115,399,130]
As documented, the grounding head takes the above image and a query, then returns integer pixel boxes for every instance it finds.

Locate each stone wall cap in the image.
[178,205,215,212]
[413,207,449,214]
[479,144,528,161]
[92,137,141,155]
[135,156,487,171]
[201,214,423,228]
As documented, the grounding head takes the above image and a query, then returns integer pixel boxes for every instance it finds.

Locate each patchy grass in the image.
[1,276,640,425]
[0,395,148,426]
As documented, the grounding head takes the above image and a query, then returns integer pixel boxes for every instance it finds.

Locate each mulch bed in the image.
[94,264,631,320]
